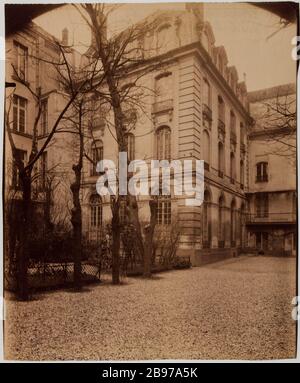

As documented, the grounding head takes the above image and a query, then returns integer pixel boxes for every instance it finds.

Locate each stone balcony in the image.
[152,99,173,114]
[246,212,296,225]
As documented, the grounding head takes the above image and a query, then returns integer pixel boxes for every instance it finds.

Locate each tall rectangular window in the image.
[256,162,268,182]
[14,41,28,81]
[157,195,171,225]
[13,95,27,133]
[12,149,27,189]
[41,99,48,135]
[91,140,103,176]
[155,73,172,103]
[156,127,171,161]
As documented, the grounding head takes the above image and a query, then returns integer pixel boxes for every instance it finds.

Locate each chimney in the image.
[185,2,204,32]
[186,2,204,20]
[62,28,69,46]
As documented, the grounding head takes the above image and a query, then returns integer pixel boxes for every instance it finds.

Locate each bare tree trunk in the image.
[143,199,157,278]
[70,172,82,290]
[17,171,32,300]
[70,102,84,290]
[127,195,145,262]
[111,197,120,284]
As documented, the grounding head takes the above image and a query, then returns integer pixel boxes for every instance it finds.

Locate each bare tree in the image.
[253,94,296,165]
[74,3,168,282]
[5,40,105,299]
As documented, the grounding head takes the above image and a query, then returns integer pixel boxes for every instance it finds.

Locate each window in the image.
[256,193,269,218]
[218,141,224,177]
[156,24,170,53]
[230,111,236,135]
[203,79,211,108]
[256,232,268,250]
[40,152,47,190]
[230,200,236,246]
[203,190,211,248]
[155,73,173,103]
[218,196,225,247]
[12,149,27,189]
[230,152,236,183]
[125,133,135,162]
[256,162,268,182]
[40,99,48,135]
[156,126,171,161]
[157,195,171,225]
[203,130,210,170]
[91,140,103,176]
[14,41,28,81]
[240,160,244,188]
[240,122,245,144]
[218,96,225,123]
[90,194,102,228]
[13,95,27,133]
[240,203,245,247]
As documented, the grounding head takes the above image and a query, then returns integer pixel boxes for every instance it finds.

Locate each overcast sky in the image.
[35,2,297,92]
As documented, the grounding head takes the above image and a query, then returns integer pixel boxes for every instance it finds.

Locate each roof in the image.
[248,83,296,103]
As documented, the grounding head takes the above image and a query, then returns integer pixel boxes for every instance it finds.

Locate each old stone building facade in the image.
[79,5,251,265]
[5,5,297,266]
[5,22,79,227]
[247,84,296,256]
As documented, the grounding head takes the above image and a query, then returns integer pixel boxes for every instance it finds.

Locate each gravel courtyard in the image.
[5,256,297,361]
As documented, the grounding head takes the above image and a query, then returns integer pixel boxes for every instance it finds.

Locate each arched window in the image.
[230,199,236,246]
[218,141,224,178]
[240,203,245,247]
[90,194,102,228]
[125,133,135,162]
[218,195,225,247]
[91,140,103,176]
[156,126,171,161]
[256,162,268,182]
[155,72,173,102]
[203,130,210,170]
[203,190,211,248]
[230,152,236,183]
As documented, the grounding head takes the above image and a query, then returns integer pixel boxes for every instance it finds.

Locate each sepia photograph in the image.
[1,1,298,362]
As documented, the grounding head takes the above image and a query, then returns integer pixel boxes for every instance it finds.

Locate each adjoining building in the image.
[247,83,296,256]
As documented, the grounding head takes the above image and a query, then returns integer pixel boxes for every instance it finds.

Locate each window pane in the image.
[19,109,25,132]
[13,106,18,131]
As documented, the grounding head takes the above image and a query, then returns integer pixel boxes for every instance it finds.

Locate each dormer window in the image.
[156,23,171,53]
[13,41,28,81]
